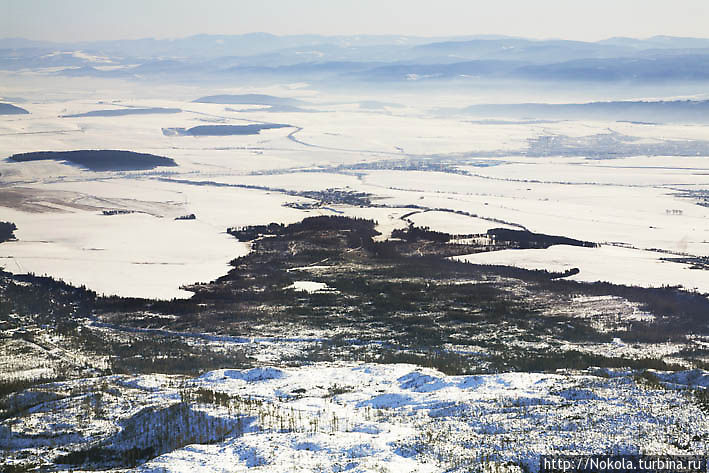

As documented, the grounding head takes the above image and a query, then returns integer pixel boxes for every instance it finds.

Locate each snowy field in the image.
[1,74,709,297]
[454,244,709,293]
[405,210,516,234]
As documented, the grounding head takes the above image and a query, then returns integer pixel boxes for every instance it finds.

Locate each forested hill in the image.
[8,150,178,171]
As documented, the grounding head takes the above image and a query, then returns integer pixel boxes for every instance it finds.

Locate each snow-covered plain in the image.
[454,244,709,293]
[1,75,709,296]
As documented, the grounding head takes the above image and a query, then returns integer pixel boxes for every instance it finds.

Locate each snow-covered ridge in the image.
[3,362,707,471]
[134,363,707,472]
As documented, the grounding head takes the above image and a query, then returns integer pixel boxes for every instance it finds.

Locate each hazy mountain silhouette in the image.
[62,108,181,118]
[193,94,305,106]
[4,34,709,85]
[458,100,709,123]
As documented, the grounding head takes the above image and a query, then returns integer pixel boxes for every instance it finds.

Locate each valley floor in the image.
[1,80,709,471]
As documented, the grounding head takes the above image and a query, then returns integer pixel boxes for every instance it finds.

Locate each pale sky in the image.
[2,0,709,42]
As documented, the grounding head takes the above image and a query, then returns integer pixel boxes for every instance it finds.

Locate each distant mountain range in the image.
[193,94,304,106]
[61,107,181,118]
[456,99,709,123]
[2,34,709,85]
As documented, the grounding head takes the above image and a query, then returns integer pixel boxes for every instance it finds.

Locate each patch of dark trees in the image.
[175,213,196,220]
[56,402,243,468]
[549,267,580,279]
[56,446,156,470]
[1,463,39,473]
[4,216,701,341]
[0,372,65,399]
[7,150,178,172]
[162,123,290,136]
[538,277,709,342]
[107,336,251,375]
[0,221,17,243]
[0,271,252,380]
[222,216,704,344]
[0,269,97,322]
[102,209,134,216]
[228,215,379,242]
[0,103,29,115]
[496,350,686,373]
[487,228,598,249]
[392,224,451,242]
[696,388,709,413]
